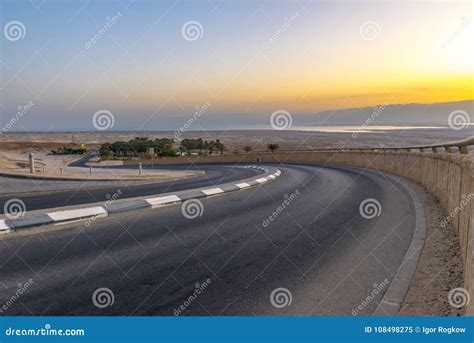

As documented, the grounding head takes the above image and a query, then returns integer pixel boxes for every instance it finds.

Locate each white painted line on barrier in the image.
[146,195,181,207]
[0,219,10,231]
[0,167,283,233]
[48,206,108,222]
[202,188,224,195]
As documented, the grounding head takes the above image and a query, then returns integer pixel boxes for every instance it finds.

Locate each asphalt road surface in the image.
[0,164,415,315]
[0,164,260,213]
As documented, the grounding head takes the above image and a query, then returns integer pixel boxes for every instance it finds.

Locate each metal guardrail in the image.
[246,136,474,155]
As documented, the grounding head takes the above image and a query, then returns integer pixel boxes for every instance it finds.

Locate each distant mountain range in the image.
[297,100,474,126]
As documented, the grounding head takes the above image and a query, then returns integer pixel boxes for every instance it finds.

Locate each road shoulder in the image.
[397,180,464,316]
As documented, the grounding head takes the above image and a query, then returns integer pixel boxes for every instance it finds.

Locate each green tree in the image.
[267,143,279,153]
[242,146,253,153]
[158,145,177,157]
[215,139,225,155]
[99,144,111,157]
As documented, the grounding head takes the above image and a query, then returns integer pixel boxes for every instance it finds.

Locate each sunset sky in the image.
[0,0,472,130]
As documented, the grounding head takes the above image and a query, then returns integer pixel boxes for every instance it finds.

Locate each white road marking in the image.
[202,188,224,195]
[0,219,10,231]
[146,195,181,207]
[48,206,107,222]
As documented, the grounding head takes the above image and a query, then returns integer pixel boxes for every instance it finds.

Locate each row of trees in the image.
[242,143,280,153]
[180,138,226,155]
[98,137,228,158]
[51,146,87,155]
[99,137,175,158]
[98,137,280,158]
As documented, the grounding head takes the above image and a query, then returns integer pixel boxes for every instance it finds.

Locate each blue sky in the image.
[0,0,472,131]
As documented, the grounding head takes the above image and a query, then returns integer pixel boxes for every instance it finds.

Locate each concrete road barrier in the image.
[0,166,281,234]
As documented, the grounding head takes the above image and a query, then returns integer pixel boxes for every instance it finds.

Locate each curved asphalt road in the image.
[0,164,261,213]
[0,164,415,316]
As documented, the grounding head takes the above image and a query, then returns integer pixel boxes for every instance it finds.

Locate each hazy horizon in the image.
[1,98,472,132]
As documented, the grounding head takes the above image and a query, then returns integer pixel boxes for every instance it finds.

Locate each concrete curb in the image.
[0,170,200,182]
[0,165,281,234]
[372,174,427,316]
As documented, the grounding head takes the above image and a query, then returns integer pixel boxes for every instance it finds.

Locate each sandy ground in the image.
[399,181,465,316]
[0,150,202,181]
[1,128,472,152]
